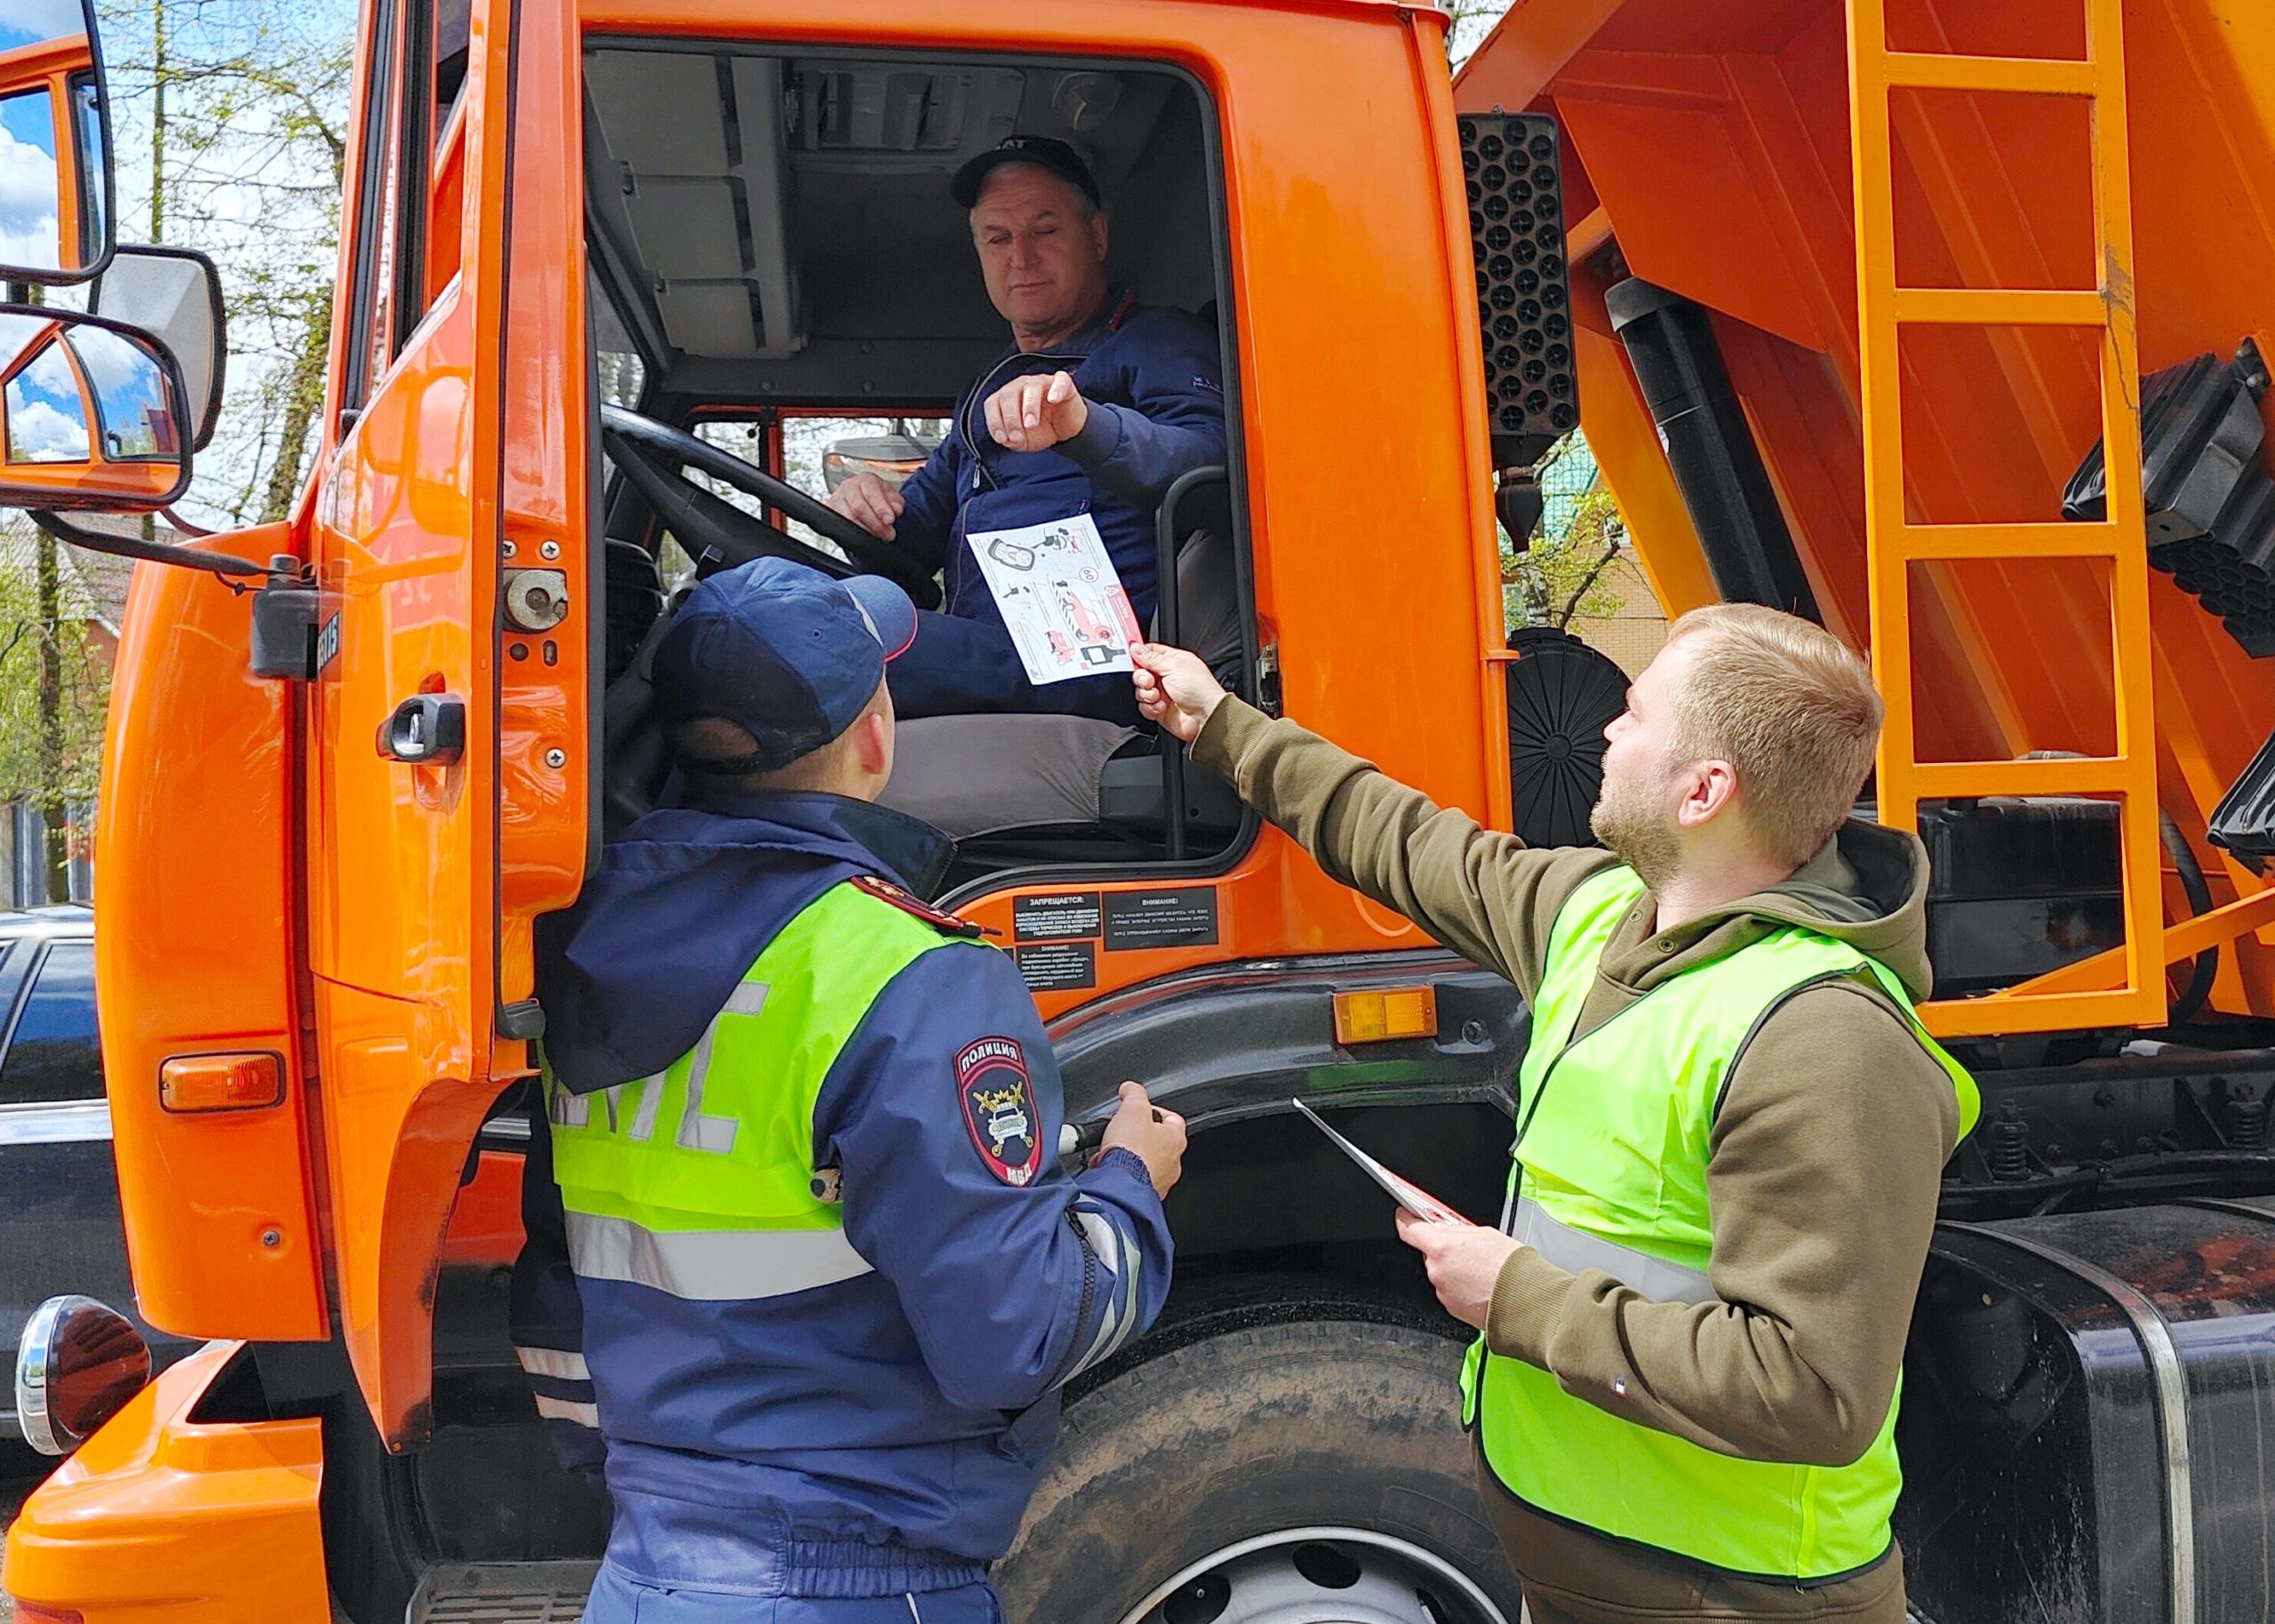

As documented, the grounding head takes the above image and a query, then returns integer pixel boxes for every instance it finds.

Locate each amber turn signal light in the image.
[159,1052,284,1113]
[1332,987,1439,1046]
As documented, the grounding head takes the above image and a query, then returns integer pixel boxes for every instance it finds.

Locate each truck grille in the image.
[407,1562,599,1624]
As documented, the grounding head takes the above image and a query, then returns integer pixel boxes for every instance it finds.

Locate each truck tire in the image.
[996,1310,1525,1624]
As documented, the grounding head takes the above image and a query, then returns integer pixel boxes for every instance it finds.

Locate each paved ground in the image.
[2,1445,51,1622]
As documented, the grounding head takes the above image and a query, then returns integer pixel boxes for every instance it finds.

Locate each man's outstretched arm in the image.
[1132,644,1612,1000]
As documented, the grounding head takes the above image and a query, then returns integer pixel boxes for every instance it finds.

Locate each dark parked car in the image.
[0,906,191,1439]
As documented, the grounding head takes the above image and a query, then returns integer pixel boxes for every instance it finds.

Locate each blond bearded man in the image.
[1131,607,1977,1624]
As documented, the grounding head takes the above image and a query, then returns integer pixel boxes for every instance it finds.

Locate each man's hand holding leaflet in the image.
[1290,1098,1467,1225]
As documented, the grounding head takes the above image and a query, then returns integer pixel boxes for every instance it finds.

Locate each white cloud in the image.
[0,124,61,272]
[7,396,90,461]
[0,313,42,372]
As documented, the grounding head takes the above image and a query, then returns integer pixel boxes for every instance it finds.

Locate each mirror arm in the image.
[31,511,267,585]
[159,504,213,538]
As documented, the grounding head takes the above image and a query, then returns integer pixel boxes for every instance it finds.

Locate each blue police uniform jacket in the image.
[510,785,1175,1598]
[884,296,1225,717]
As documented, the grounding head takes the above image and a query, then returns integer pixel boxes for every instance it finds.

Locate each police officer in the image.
[511,557,1185,1623]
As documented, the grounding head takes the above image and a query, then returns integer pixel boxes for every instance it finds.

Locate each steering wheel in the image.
[599,403,941,609]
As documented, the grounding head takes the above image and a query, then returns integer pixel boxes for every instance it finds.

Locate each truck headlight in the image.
[16,1294,150,1456]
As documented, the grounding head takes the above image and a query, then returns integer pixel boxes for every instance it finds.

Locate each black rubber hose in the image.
[2160,811,2218,1023]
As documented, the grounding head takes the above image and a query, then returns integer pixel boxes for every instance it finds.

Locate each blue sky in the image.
[68,324,165,456]
[0,86,60,270]
[0,0,87,55]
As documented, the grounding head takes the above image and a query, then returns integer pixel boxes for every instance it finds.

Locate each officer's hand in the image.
[826,471,905,541]
[1395,1209,1522,1332]
[1098,1080,1187,1198]
[984,370,1090,453]
[1131,642,1226,744]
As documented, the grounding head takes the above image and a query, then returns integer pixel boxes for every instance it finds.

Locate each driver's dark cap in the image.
[651,559,917,774]
[951,136,1103,212]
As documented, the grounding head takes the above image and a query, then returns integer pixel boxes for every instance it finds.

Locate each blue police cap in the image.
[651,559,918,773]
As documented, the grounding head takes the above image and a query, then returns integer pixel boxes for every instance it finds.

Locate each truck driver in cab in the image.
[824,136,1227,726]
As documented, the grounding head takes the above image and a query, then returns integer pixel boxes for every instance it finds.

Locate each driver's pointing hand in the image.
[820,136,1225,726]
[831,370,1089,541]
[982,370,1090,453]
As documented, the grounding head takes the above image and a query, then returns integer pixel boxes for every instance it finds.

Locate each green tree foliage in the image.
[1502,434,1630,630]
[0,518,113,898]
[1505,485,1628,630]
[97,0,353,525]
[1442,0,1513,69]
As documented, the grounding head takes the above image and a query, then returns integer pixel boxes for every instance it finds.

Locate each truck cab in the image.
[9,0,2275,1619]
[4,0,1543,1619]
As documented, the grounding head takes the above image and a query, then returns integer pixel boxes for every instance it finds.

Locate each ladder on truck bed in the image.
[1845,0,2165,1037]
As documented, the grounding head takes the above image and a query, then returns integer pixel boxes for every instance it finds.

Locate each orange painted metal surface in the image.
[427,99,468,300]
[97,525,327,1342]
[495,0,594,1009]
[1847,0,2163,1038]
[442,1147,528,1267]
[1462,0,2275,1030]
[0,1343,330,1621]
[300,0,523,1445]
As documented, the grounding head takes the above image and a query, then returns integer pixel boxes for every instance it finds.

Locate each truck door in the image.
[307,0,587,1445]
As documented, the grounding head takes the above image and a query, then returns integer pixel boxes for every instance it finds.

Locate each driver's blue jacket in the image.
[510,786,1174,1598]
[884,293,1225,721]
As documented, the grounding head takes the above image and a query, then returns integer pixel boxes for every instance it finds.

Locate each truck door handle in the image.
[376,694,466,765]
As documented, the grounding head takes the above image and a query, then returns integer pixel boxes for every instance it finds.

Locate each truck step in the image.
[406,1562,598,1624]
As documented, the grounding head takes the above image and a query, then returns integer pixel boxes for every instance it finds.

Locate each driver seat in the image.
[876,526,1242,840]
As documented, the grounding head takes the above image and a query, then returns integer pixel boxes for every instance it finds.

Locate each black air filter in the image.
[1459,114,1578,470]
[2065,339,2275,656]
[2159,468,2275,656]
[1505,625,1627,848]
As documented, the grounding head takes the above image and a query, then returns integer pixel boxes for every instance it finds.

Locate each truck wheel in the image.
[996,1311,1523,1624]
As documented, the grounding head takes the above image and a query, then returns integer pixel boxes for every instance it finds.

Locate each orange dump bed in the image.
[1464,0,2275,1025]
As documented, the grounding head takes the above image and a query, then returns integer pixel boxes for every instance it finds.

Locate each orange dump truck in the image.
[4,0,2275,1618]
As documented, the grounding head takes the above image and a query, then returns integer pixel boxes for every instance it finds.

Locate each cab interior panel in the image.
[583,47,1220,402]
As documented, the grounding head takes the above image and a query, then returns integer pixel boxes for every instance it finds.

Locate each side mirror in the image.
[93,245,226,450]
[0,304,194,511]
[15,1294,151,1456]
[0,0,116,284]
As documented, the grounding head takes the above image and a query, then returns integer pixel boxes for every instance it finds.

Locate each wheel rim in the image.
[1114,1525,1514,1624]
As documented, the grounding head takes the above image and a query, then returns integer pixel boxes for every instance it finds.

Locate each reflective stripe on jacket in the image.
[1463,864,1979,1582]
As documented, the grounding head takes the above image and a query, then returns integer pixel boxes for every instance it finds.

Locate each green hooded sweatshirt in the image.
[1193,696,1964,1477]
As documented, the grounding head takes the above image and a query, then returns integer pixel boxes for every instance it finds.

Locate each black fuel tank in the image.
[1899,1201,2275,1624]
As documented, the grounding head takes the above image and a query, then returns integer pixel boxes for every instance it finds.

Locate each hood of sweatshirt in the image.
[1636,816,1935,1001]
